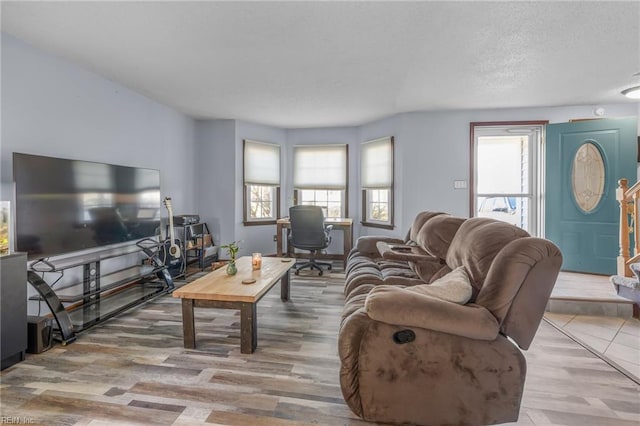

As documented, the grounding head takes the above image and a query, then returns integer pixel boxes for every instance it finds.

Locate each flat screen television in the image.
[13,153,161,259]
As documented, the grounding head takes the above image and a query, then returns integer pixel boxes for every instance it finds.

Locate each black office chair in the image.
[288,205,333,276]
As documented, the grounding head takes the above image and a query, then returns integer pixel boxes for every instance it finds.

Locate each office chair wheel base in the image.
[295,270,300,276]
[328,264,332,270]
[318,270,323,276]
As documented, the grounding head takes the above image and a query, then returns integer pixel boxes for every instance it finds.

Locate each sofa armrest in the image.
[353,236,404,255]
[364,285,500,340]
[376,241,439,263]
[338,308,373,417]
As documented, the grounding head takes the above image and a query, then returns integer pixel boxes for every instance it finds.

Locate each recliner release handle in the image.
[393,329,416,344]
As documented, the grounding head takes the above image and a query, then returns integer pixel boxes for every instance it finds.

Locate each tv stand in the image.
[27,271,76,345]
[28,243,174,343]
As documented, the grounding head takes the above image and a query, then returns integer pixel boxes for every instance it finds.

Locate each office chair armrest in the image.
[324,224,334,244]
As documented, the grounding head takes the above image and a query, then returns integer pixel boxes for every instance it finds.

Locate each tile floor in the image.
[547,271,635,317]
[545,271,640,382]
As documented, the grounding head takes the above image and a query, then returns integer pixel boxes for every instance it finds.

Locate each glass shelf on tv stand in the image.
[30,245,143,273]
[31,264,159,302]
[66,280,167,332]
[27,243,174,342]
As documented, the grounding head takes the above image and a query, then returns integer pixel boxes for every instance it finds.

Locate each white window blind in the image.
[293,144,347,189]
[244,140,280,185]
[361,137,393,188]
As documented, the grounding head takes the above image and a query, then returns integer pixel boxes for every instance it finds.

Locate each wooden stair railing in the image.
[616,178,640,277]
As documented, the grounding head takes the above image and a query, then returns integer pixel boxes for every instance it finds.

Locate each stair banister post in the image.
[617,178,631,277]
[634,192,640,259]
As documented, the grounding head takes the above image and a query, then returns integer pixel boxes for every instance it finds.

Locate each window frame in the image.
[361,188,394,229]
[242,139,281,226]
[243,184,280,226]
[360,136,394,230]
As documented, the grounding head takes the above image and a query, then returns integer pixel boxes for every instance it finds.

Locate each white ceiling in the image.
[2,1,639,128]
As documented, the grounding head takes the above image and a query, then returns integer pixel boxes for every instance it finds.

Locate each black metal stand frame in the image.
[27,241,175,345]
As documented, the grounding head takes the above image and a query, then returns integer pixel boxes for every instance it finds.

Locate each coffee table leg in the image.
[240,303,257,354]
[181,298,196,349]
[281,270,290,302]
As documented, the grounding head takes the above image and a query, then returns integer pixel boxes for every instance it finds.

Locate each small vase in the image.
[226,260,237,276]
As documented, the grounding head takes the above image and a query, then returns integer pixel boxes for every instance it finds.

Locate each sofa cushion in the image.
[381,267,419,279]
[408,260,444,282]
[416,215,466,259]
[446,218,529,291]
[408,211,446,242]
[406,266,473,304]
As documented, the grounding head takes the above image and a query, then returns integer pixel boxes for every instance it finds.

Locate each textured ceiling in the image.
[2,1,639,128]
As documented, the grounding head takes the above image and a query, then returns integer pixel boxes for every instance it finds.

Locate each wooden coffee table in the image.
[172,256,295,354]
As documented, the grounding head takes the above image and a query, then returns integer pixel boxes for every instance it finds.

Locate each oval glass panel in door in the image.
[571,142,605,213]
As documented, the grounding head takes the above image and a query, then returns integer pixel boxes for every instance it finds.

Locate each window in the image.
[470,122,546,235]
[366,188,390,222]
[298,189,344,218]
[361,136,394,228]
[243,140,281,225]
[293,144,348,217]
[248,185,277,219]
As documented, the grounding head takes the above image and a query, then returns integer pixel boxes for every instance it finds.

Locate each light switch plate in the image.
[453,180,468,189]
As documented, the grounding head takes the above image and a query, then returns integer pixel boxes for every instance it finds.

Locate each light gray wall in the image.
[1,34,197,214]
[194,119,236,253]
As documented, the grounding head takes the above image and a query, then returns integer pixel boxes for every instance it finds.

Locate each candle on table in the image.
[252,253,262,270]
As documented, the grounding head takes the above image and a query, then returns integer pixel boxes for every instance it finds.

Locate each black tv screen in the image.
[13,153,161,259]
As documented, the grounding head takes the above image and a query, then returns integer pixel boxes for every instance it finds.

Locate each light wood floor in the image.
[1,270,639,425]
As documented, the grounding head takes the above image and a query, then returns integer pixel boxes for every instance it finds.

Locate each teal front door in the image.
[545,118,637,274]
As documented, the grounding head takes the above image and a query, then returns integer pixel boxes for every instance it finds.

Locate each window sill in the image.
[243,220,277,227]
[361,221,394,230]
